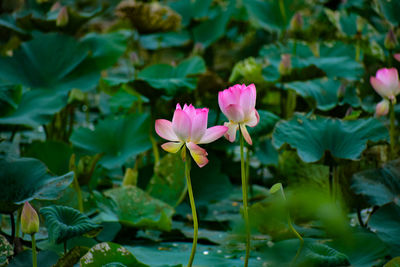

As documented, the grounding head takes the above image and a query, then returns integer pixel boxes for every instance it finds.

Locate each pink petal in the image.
[161,142,184,153]
[176,103,182,110]
[155,119,179,141]
[218,89,237,115]
[370,76,392,98]
[186,142,209,168]
[190,108,208,142]
[240,124,253,145]
[239,84,256,117]
[376,68,399,88]
[172,109,192,141]
[183,104,196,118]
[225,104,245,122]
[394,54,400,62]
[375,99,389,117]
[246,109,260,127]
[224,122,238,143]
[199,125,228,144]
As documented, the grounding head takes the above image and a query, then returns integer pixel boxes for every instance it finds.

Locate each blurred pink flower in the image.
[218,84,259,145]
[394,54,400,62]
[375,99,390,117]
[155,104,228,167]
[370,68,400,103]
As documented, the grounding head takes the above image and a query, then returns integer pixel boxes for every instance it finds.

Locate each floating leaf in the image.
[352,159,400,207]
[369,203,400,256]
[70,114,152,169]
[0,157,74,213]
[102,186,174,231]
[146,153,186,207]
[137,56,206,95]
[40,205,102,244]
[272,114,389,163]
[80,242,148,267]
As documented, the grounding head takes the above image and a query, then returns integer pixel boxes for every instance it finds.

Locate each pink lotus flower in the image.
[218,84,259,145]
[155,104,228,168]
[370,68,400,103]
[375,99,390,117]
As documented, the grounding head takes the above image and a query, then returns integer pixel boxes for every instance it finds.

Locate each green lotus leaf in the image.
[139,31,191,50]
[40,205,102,244]
[137,56,206,95]
[284,78,360,111]
[247,110,280,138]
[70,114,152,169]
[369,203,400,256]
[272,114,389,163]
[0,84,22,117]
[0,157,74,213]
[80,242,148,267]
[377,0,400,26]
[101,186,174,232]
[352,159,400,207]
[244,0,305,31]
[146,153,186,207]
[297,242,350,267]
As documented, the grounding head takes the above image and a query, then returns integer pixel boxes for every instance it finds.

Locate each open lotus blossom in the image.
[218,83,259,145]
[370,68,400,103]
[375,99,390,117]
[155,104,228,167]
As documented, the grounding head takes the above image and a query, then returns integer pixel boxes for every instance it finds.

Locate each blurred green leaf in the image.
[146,153,186,207]
[377,0,400,26]
[40,205,102,244]
[70,114,152,169]
[0,84,22,117]
[137,56,206,95]
[255,138,279,166]
[384,257,400,267]
[273,114,389,162]
[352,159,400,207]
[297,241,350,267]
[80,242,148,267]
[139,31,190,50]
[102,186,175,232]
[0,157,73,213]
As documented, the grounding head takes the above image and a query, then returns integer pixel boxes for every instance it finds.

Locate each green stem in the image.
[150,135,160,165]
[240,130,251,267]
[16,207,22,238]
[245,148,252,198]
[390,102,396,160]
[278,0,287,27]
[279,187,303,266]
[31,234,37,267]
[72,175,84,213]
[185,151,198,267]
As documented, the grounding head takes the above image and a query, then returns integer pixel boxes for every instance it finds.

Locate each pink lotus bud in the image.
[278,54,292,75]
[21,202,39,235]
[56,7,69,27]
[384,29,398,50]
[375,99,390,117]
[155,104,228,167]
[394,54,400,62]
[370,68,400,103]
[218,84,259,145]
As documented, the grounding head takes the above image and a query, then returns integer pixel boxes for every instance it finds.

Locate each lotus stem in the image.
[31,234,37,267]
[390,101,396,159]
[240,130,251,267]
[184,150,198,267]
[72,174,84,213]
[16,207,22,238]
[150,135,160,165]
[10,213,15,245]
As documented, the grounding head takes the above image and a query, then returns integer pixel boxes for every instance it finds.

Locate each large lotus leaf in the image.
[377,0,400,26]
[137,56,206,95]
[369,203,400,256]
[247,110,280,137]
[139,31,191,50]
[0,89,68,127]
[7,250,59,267]
[297,242,350,267]
[284,78,360,111]
[40,205,102,244]
[352,159,400,207]
[102,186,174,231]
[80,242,148,267]
[146,153,186,207]
[0,157,74,213]
[0,14,26,36]
[329,231,389,267]
[25,141,73,176]
[70,114,152,169]
[0,32,90,92]
[272,114,389,163]
[244,0,305,31]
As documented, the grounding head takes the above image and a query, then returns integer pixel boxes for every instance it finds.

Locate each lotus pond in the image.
[1,0,400,266]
